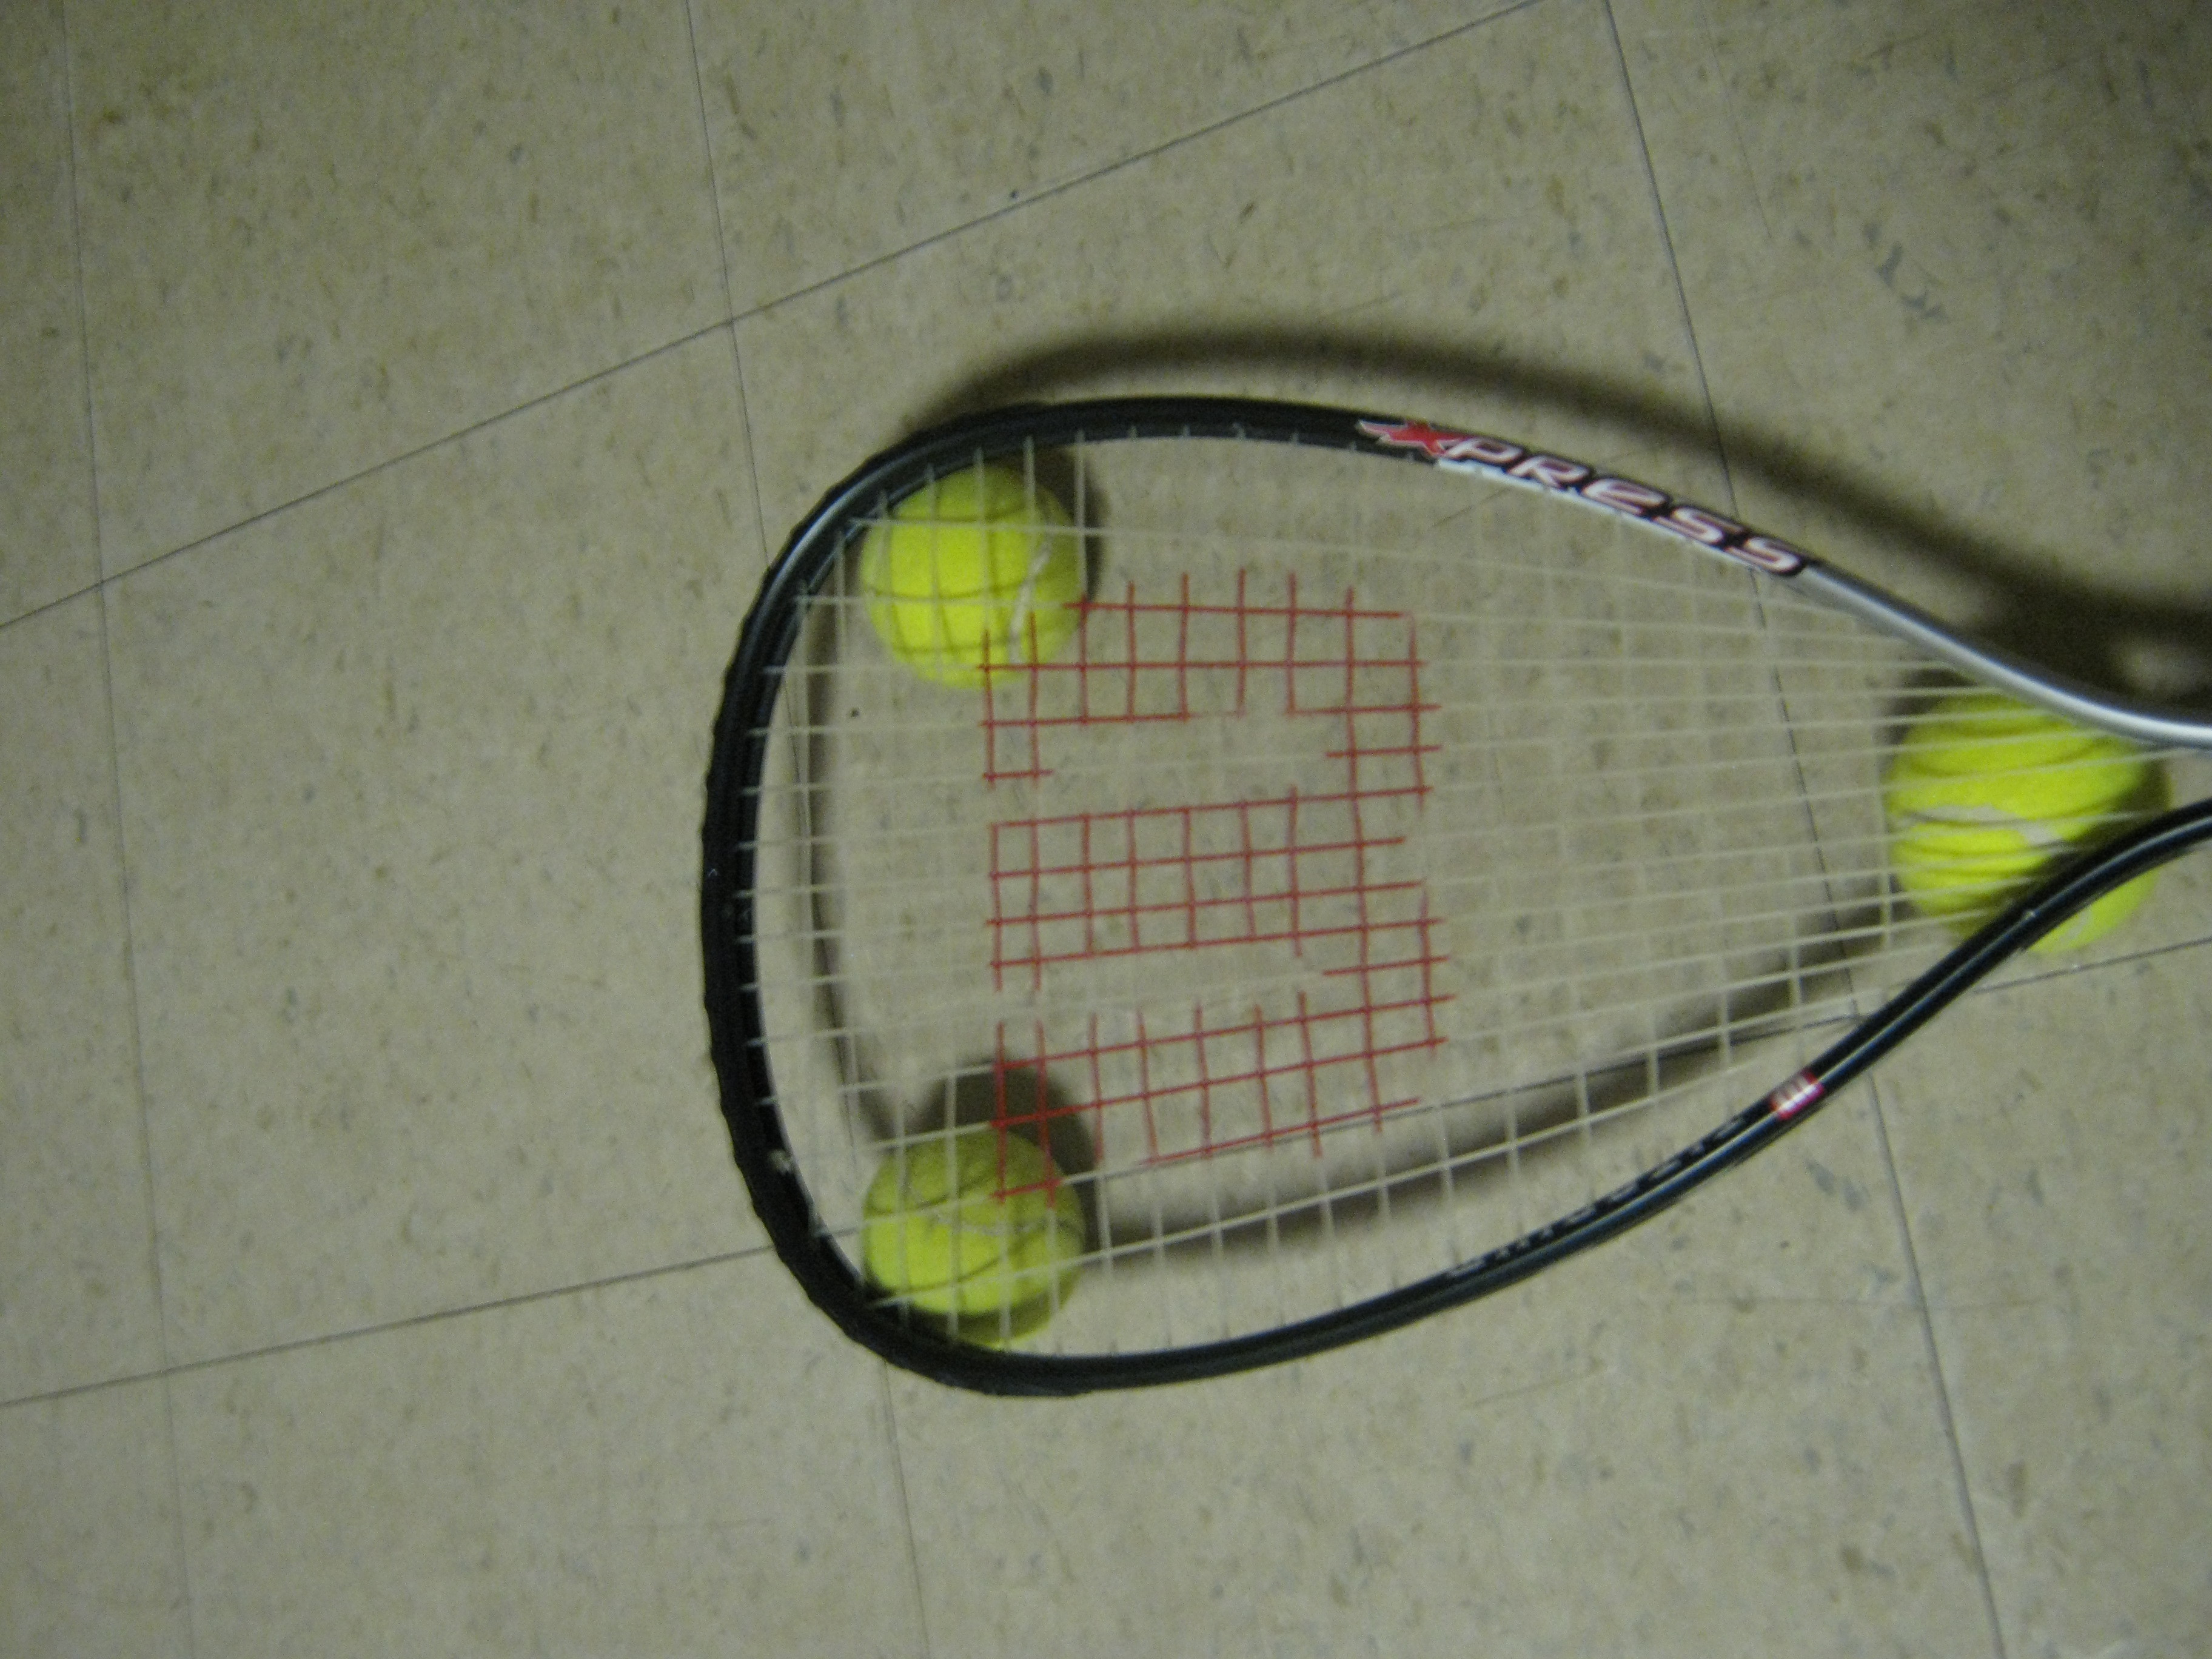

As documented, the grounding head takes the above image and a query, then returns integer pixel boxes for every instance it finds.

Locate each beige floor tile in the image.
[891,1091,1994,1658]
[71,0,725,574]
[1876,950,2212,1657]
[0,1377,190,1657]
[6,0,2203,1651]
[695,0,1495,312]
[733,0,1729,549]
[172,1255,922,1659]
[107,334,763,1364]
[1617,0,2212,703]
[0,596,164,1400]
[0,0,98,623]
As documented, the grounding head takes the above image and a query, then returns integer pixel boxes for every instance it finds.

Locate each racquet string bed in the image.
[739,435,2195,1356]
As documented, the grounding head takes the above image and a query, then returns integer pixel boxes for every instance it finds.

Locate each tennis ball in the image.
[861,1128,1085,1339]
[858,464,1084,687]
[1883,689,2168,952]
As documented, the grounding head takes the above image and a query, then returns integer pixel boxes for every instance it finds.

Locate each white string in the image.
[758,433,2202,1353]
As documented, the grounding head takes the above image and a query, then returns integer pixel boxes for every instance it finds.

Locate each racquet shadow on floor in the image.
[776,435,2017,1276]
[1071,899,1894,1264]
[910,326,2212,719]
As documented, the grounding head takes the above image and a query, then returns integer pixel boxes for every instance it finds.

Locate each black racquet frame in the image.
[700,397,2212,1395]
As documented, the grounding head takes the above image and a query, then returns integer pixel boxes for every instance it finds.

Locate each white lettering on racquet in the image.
[1358,419,1810,577]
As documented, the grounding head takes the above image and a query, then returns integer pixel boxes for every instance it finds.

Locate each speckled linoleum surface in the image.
[3,2,2208,1654]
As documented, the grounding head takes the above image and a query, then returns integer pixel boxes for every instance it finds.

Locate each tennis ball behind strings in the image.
[861,1128,1086,1342]
[859,465,1084,687]
[1883,689,2167,951]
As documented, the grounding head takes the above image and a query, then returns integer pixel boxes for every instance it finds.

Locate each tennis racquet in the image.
[700,397,2212,1394]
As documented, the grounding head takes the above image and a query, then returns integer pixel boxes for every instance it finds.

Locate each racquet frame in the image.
[701,397,2212,1394]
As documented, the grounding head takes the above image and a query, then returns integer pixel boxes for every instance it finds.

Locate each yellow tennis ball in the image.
[1883,689,2168,952]
[858,464,1084,686]
[861,1128,1085,1338]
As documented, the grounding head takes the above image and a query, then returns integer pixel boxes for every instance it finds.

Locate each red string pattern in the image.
[984,572,1447,1169]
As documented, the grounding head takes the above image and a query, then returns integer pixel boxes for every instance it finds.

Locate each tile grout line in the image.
[703,183,925,1649]
[1597,0,1735,515]
[678,0,768,646]
[0,1241,780,1415]
[1694,0,1778,249]
[14,316,744,615]
[0,1,1540,646]
[726,0,1550,322]
[57,12,104,588]
[89,578,200,1652]
[1602,6,2003,1649]
[875,1366,936,1659]
[58,0,151,1373]
[680,1,919,1620]
[1866,1082,2012,1659]
[679,0,739,330]
[57,5,199,1652]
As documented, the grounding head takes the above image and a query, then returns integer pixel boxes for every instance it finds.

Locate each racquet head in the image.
[701,398,2212,1392]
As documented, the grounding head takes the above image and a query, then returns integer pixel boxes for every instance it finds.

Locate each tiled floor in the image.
[3,1,2207,1654]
